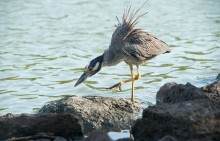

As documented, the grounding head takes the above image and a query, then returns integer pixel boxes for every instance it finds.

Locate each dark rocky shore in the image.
[0,74,219,141]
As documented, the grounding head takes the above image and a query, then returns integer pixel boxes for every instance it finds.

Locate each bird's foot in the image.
[108,82,123,91]
[131,98,139,103]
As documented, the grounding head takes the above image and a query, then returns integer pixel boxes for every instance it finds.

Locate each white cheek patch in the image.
[93,62,100,71]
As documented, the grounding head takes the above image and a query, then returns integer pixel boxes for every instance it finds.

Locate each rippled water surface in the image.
[0,0,219,115]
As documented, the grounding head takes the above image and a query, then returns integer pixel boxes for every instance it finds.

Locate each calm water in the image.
[0,0,220,115]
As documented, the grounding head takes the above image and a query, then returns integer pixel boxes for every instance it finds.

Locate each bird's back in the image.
[123,29,170,64]
[105,3,170,66]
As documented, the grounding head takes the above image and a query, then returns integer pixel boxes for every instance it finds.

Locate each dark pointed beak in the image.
[74,71,90,87]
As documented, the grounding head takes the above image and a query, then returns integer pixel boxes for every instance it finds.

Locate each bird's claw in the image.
[108,83,122,91]
[131,99,139,104]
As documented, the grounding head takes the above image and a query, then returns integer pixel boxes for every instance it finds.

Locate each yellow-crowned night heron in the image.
[74,3,170,102]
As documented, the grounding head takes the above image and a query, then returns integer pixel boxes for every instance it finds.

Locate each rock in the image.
[38,96,140,134]
[201,81,220,103]
[54,137,68,141]
[156,82,177,103]
[156,82,208,104]
[131,82,220,141]
[0,113,84,140]
[116,138,131,141]
[34,139,51,141]
[158,135,178,141]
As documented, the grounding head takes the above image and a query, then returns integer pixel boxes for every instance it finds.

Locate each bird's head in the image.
[74,54,103,87]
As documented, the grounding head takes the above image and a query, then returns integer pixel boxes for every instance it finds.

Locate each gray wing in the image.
[123,29,170,61]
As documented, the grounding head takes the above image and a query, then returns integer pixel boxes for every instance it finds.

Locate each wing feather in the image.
[123,30,170,60]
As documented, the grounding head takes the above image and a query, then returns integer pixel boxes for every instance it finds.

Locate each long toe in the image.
[108,82,122,90]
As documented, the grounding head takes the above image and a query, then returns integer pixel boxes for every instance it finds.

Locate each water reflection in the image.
[0,0,219,115]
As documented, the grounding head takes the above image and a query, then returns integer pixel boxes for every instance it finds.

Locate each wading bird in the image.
[74,3,170,102]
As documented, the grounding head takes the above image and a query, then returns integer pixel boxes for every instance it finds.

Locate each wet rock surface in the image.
[38,96,140,134]
[0,113,84,140]
[131,81,220,141]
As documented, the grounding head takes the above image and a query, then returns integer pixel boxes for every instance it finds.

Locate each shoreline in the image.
[0,73,219,141]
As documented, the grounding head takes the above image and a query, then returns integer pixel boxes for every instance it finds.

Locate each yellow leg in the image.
[136,65,141,80]
[109,65,132,89]
[108,77,133,91]
[109,65,141,88]
[130,64,135,102]
[108,65,141,102]
[131,65,141,102]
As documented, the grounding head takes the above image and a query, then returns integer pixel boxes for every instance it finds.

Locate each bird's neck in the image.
[102,49,124,67]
